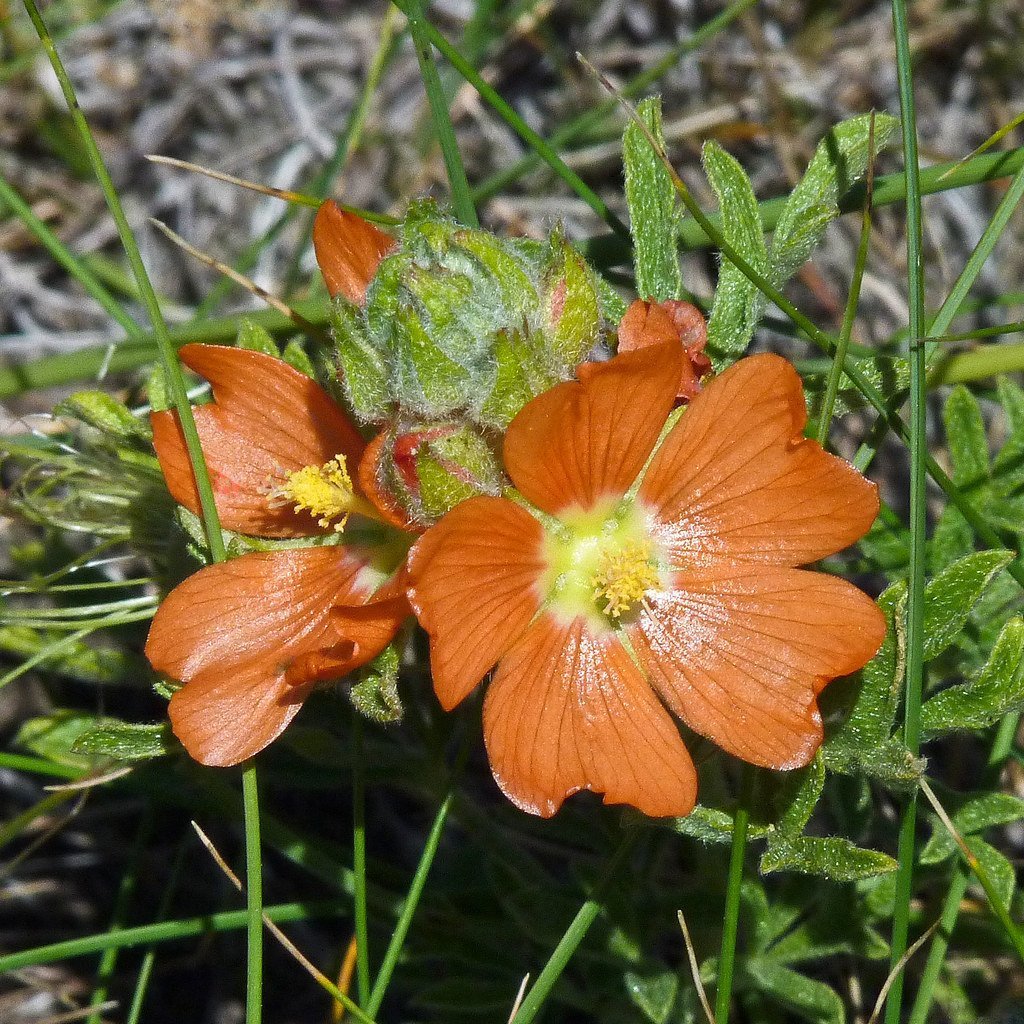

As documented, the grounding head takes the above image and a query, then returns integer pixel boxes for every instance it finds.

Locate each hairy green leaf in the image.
[770,112,899,284]
[624,96,682,303]
[235,316,280,356]
[73,721,175,761]
[746,959,844,1024]
[702,140,768,365]
[760,836,897,882]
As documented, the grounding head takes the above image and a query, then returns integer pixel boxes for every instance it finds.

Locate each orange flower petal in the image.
[503,341,683,514]
[313,200,396,305]
[152,344,366,538]
[147,545,378,765]
[617,299,710,400]
[483,615,697,818]
[630,565,886,770]
[639,353,879,567]
[357,430,422,533]
[407,496,545,710]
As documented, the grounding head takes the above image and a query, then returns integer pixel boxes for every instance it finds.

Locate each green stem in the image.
[365,790,453,1018]
[392,0,628,237]
[20,0,225,562]
[402,0,478,227]
[511,829,639,1024]
[353,716,371,1006]
[884,0,927,1018]
[242,767,264,1024]
[715,768,753,1024]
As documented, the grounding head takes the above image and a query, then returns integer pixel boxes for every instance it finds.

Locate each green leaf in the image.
[146,365,171,413]
[922,791,1024,863]
[969,837,1017,911]
[235,317,280,356]
[745,959,844,1024]
[922,549,1014,661]
[624,969,679,1024]
[623,96,682,303]
[824,582,904,759]
[922,618,1024,735]
[760,836,897,882]
[72,721,175,761]
[281,338,316,378]
[770,112,899,284]
[668,804,771,845]
[702,140,768,366]
[16,710,107,769]
[55,391,151,441]
[943,384,990,487]
[774,755,825,839]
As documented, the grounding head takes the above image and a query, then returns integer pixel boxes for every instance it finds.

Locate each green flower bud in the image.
[326,199,604,430]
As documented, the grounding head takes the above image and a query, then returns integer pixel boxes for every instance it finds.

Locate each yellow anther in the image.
[589,539,659,618]
[269,454,356,531]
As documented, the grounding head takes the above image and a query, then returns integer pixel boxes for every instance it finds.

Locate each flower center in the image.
[589,539,660,618]
[543,502,663,628]
[269,455,359,531]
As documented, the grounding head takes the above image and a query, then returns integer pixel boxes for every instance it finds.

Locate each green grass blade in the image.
[242,766,264,1024]
[715,768,753,1024]
[0,899,348,973]
[391,0,627,236]
[365,789,453,1017]
[402,0,478,227]
[353,716,371,1006]
[0,174,143,340]
[884,0,927,1018]
[472,0,757,204]
[20,0,225,562]
[510,829,639,1024]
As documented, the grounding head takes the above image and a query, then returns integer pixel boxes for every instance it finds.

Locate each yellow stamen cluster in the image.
[589,539,659,618]
[270,454,356,531]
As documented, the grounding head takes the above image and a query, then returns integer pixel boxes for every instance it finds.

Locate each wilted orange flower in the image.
[617,297,711,400]
[146,203,406,767]
[407,340,885,818]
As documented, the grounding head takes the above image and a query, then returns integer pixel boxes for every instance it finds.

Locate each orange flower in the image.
[146,344,411,766]
[407,341,885,818]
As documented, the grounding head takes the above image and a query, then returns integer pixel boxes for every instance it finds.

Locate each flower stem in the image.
[715,766,753,1024]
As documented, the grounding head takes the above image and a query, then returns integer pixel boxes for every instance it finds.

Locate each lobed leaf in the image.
[702,139,768,366]
[760,836,897,882]
[73,721,175,761]
[623,96,682,303]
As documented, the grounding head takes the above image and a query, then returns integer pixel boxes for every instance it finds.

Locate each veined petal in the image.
[147,545,378,766]
[152,344,366,538]
[639,353,878,566]
[617,299,709,400]
[313,200,396,305]
[630,565,886,770]
[483,615,697,818]
[503,341,682,515]
[407,496,545,710]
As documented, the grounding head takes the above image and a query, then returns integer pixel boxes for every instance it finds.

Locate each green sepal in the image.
[541,230,600,367]
[480,328,559,428]
[235,317,280,357]
[281,337,316,378]
[451,228,538,322]
[350,644,403,723]
[413,425,503,521]
[395,310,473,416]
[72,721,176,761]
[922,618,1024,735]
[702,139,768,367]
[55,390,151,441]
[624,95,682,303]
[328,297,392,421]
